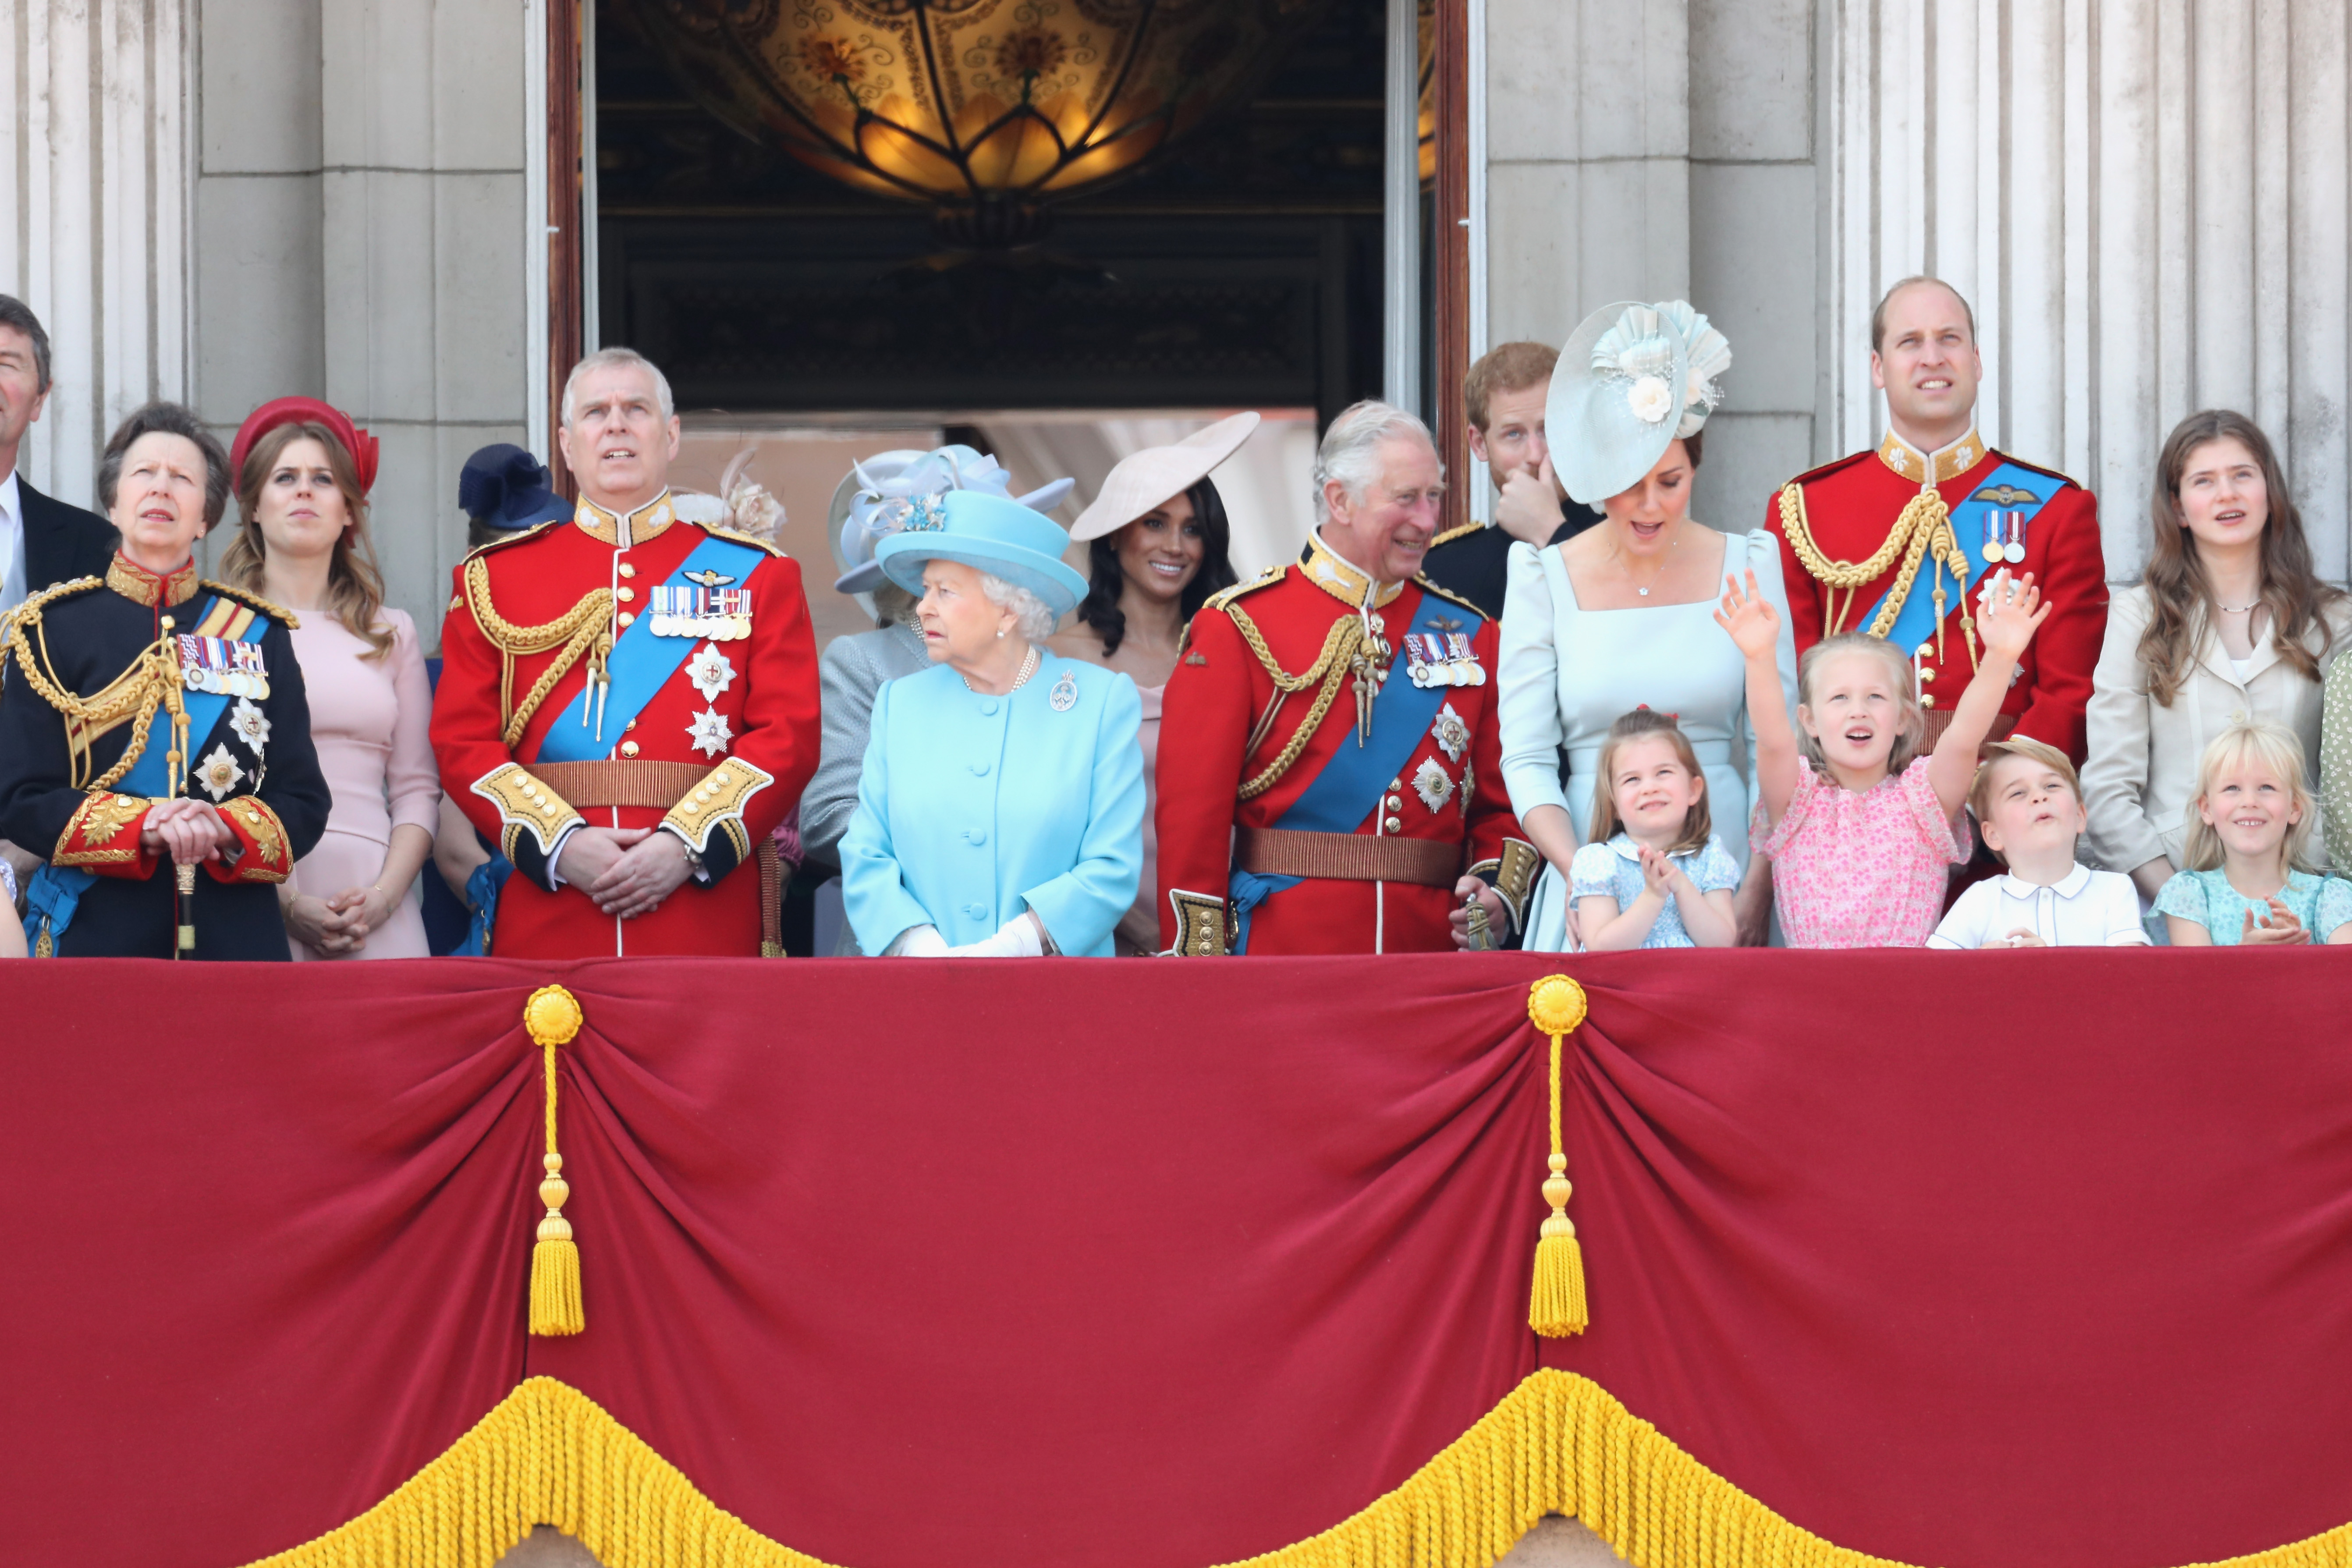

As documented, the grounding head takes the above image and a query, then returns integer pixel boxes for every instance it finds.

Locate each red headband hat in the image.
[229,397,380,496]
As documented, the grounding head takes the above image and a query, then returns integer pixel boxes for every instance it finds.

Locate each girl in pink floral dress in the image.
[1716,567,2052,947]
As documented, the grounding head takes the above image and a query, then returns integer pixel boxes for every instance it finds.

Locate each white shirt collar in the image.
[1997,862,2093,899]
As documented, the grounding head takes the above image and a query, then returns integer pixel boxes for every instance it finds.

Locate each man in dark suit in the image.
[0,294,120,896]
[0,296,117,615]
[1416,340,1602,620]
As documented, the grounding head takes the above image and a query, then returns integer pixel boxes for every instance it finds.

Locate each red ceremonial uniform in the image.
[1155,534,1535,955]
[432,490,820,957]
[1768,427,2108,759]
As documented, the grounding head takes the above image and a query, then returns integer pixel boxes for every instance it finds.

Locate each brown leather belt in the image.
[532,760,707,811]
[1236,827,1463,887]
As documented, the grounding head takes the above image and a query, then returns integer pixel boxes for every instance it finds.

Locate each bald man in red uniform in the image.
[433,349,819,957]
[1155,401,1536,955]
[1768,277,2107,758]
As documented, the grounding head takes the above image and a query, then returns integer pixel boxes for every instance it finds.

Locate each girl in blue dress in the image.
[2154,721,2352,945]
[1568,710,1742,950]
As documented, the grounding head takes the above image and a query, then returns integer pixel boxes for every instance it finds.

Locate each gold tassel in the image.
[1526,976,1590,1337]
[525,985,586,1336]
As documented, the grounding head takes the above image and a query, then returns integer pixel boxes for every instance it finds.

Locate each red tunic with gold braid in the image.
[1155,533,1534,956]
[431,491,820,958]
[1767,427,2108,760]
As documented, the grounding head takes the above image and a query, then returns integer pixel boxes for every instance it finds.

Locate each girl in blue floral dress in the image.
[1569,710,1742,950]
[2154,722,2352,945]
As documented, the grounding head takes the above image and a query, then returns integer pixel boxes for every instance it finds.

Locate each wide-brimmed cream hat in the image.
[1547,302,1731,505]
[1068,412,1260,542]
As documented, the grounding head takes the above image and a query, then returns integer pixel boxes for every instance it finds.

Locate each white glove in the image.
[944,913,1047,958]
[887,924,951,957]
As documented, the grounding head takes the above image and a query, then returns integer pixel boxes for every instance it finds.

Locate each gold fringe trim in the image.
[235,1369,2352,1568]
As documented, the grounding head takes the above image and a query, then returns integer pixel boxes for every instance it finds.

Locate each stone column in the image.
[0,0,194,514]
[1825,0,2352,582]
[1483,0,1693,355]
[188,0,534,639]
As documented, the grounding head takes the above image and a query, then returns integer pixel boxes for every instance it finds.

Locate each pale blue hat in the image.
[874,490,1091,618]
[1547,301,1732,505]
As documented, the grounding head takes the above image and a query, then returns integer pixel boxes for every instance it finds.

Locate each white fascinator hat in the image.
[1546,302,1732,505]
[1069,412,1259,542]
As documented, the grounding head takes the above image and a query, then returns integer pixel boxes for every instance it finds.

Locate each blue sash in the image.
[1231,591,1465,951]
[534,535,765,763]
[28,594,261,955]
[1856,461,2061,656]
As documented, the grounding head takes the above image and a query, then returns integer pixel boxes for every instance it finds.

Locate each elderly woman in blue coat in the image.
[841,490,1145,956]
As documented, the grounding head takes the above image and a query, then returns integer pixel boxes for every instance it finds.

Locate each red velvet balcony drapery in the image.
[4,952,2350,1568]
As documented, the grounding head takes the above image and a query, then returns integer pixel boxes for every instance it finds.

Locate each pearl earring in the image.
[997,628,1007,639]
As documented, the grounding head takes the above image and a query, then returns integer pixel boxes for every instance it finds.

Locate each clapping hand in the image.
[2241,897,2310,945]
[1975,570,2052,661]
[1635,842,1678,899]
[1711,570,1780,659]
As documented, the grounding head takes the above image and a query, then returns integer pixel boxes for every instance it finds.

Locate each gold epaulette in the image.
[0,577,99,697]
[1428,519,1486,549]
[1203,563,1284,612]
[461,519,562,563]
[1412,574,1490,621]
[200,579,301,630]
[7,575,102,628]
[704,525,788,557]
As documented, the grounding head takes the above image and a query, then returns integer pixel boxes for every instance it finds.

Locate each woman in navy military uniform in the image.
[0,403,329,958]
[840,490,1144,957]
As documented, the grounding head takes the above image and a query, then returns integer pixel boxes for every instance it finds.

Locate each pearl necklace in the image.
[961,643,1040,695]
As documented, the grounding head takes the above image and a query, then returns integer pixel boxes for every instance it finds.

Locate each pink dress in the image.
[1760,757,1966,948]
[284,608,440,960]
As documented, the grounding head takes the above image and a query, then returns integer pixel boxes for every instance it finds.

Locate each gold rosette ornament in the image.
[1526,975,1589,1337]
[525,985,586,1336]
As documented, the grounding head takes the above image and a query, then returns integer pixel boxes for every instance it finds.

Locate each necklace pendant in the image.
[1637,587,1650,596]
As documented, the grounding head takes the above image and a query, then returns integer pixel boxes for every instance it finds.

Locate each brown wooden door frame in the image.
[541,0,1472,517]
[1432,0,1471,535]
[546,0,585,498]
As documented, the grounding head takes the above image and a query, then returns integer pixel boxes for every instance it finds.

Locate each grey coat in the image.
[804,621,931,865]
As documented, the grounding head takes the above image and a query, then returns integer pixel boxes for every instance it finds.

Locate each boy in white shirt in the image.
[1930,738,2150,949]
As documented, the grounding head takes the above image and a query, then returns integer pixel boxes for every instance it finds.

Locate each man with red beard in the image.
[432,348,819,956]
[1155,401,1536,955]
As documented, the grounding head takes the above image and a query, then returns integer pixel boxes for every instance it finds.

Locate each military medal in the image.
[176,635,269,699]
[652,572,753,640]
[1413,757,1454,812]
[1981,509,2028,565]
[1444,631,1485,686]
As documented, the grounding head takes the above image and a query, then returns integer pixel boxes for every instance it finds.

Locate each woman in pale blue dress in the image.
[1496,301,1799,952]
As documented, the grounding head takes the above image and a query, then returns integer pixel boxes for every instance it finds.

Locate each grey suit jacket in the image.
[803,621,932,866]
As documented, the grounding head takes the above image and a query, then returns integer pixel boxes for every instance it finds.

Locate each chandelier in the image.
[624,0,1330,245]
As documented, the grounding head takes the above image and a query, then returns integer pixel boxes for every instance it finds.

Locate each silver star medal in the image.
[1049,669,1078,712]
[1430,702,1469,762]
[195,743,245,801]
[688,706,734,757]
[230,698,271,757]
[687,643,736,702]
[1413,757,1453,812]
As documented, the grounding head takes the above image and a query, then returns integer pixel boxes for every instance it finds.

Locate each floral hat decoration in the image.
[1546,301,1732,505]
[827,445,1074,609]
